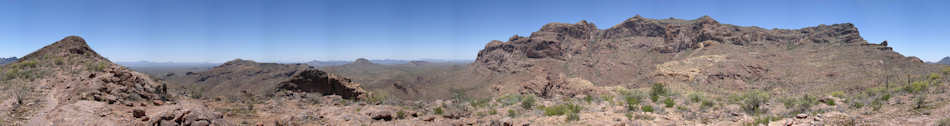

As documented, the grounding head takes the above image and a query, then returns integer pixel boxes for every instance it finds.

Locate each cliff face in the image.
[473,15,936,96]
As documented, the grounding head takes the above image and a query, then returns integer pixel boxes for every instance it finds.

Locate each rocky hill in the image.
[0,36,228,125]
[0,57,16,65]
[164,59,368,100]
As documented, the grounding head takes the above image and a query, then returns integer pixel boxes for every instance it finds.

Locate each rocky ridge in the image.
[0,36,228,125]
[168,59,368,100]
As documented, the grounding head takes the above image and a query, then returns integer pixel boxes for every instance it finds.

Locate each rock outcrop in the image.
[277,68,368,99]
[170,59,367,100]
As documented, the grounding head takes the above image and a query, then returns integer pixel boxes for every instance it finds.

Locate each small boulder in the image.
[133,109,147,118]
[796,114,807,119]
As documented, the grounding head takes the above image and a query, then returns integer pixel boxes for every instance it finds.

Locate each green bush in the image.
[822,98,836,106]
[830,91,846,98]
[741,90,770,115]
[914,94,927,109]
[747,116,779,126]
[507,109,518,118]
[396,111,406,119]
[938,118,950,126]
[641,105,655,113]
[624,93,643,111]
[565,113,580,122]
[943,67,950,75]
[904,81,929,93]
[663,97,675,108]
[650,83,668,102]
[497,94,522,106]
[543,103,582,116]
[521,95,536,110]
[688,93,703,103]
[929,73,943,81]
[700,100,715,110]
[434,107,444,115]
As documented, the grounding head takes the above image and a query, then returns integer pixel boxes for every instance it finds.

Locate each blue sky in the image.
[0,0,948,62]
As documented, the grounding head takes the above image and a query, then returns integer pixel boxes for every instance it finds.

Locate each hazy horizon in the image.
[2,0,949,63]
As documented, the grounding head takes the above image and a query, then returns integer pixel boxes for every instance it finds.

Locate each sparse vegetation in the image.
[746,115,779,126]
[741,90,770,115]
[650,83,668,102]
[507,109,517,118]
[623,91,643,111]
[543,103,582,116]
[497,94,523,106]
[434,107,444,115]
[663,97,675,108]
[939,118,950,126]
[521,94,536,110]
[641,105,654,113]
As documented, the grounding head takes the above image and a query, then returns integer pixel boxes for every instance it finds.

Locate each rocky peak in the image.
[220,59,259,67]
[354,58,373,65]
[21,36,108,63]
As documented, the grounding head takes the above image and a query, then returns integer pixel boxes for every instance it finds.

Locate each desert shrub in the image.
[543,103,582,116]
[602,95,615,105]
[943,67,950,75]
[822,98,836,106]
[488,109,497,115]
[650,83,668,102]
[641,105,655,113]
[584,95,594,103]
[870,99,884,111]
[434,107,444,115]
[396,111,407,119]
[746,116,779,126]
[929,73,942,80]
[904,81,929,94]
[700,100,715,110]
[850,102,864,109]
[914,94,927,110]
[623,92,643,111]
[469,98,491,108]
[565,113,580,122]
[624,112,633,119]
[365,92,389,105]
[688,93,703,103]
[939,118,950,126]
[830,91,846,98]
[741,90,770,115]
[497,94,522,106]
[634,114,654,120]
[85,61,107,72]
[507,109,517,118]
[663,97,675,108]
[521,94,536,110]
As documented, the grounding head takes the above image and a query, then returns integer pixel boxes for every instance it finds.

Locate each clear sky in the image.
[1,0,948,62]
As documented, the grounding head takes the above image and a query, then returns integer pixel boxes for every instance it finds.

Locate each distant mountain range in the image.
[0,57,17,65]
[938,56,950,65]
[305,59,472,67]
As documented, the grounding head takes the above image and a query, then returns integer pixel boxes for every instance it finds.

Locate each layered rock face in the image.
[0,36,228,125]
[474,15,934,97]
[277,68,368,99]
[476,16,865,74]
[171,59,367,100]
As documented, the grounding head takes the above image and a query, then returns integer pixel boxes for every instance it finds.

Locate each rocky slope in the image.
[0,36,229,125]
[165,59,368,100]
